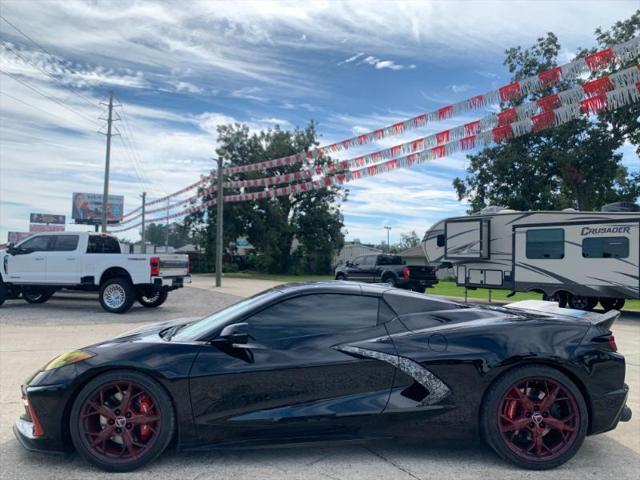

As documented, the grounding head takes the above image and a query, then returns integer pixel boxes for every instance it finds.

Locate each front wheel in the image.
[99,278,135,314]
[542,291,567,308]
[481,365,588,470]
[23,287,54,304]
[70,370,175,472]
[137,289,168,308]
[335,273,347,281]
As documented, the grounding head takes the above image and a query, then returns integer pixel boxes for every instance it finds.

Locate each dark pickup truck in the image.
[334,254,438,292]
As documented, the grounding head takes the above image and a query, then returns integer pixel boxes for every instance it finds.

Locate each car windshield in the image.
[171,289,280,341]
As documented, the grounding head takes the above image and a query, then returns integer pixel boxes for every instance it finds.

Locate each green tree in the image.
[454,13,640,212]
[143,222,191,248]
[186,122,345,274]
[396,230,421,251]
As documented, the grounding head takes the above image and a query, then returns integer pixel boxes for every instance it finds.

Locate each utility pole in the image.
[165,197,170,253]
[384,225,392,253]
[101,91,114,233]
[215,157,224,287]
[140,192,146,253]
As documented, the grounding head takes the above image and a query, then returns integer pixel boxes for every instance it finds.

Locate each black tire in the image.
[99,277,135,314]
[542,291,568,308]
[69,370,175,472]
[481,365,588,470]
[335,273,347,281]
[381,274,397,286]
[411,285,426,293]
[22,287,54,304]
[0,281,6,307]
[600,298,625,311]
[568,295,597,311]
[137,289,168,308]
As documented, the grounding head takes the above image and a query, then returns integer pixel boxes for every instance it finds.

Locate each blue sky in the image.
[0,0,638,245]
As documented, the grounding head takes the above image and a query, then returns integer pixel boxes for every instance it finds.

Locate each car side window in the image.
[51,235,79,252]
[362,256,375,266]
[87,236,121,254]
[19,235,52,252]
[351,256,363,266]
[247,294,379,343]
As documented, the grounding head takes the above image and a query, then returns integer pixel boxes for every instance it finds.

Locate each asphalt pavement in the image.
[0,281,638,479]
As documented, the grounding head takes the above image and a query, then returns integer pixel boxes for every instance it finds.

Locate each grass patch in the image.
[213,272,640,310]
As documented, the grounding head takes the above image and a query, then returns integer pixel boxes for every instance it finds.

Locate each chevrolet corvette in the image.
[14,282,631,471]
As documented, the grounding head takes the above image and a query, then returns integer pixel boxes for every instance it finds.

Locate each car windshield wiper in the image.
[162,323,189,341]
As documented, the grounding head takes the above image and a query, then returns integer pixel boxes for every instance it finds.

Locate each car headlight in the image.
[42,350,95,371]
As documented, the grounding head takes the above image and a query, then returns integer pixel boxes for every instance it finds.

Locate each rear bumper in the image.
[152,275,191,288]
[589,383,631,435]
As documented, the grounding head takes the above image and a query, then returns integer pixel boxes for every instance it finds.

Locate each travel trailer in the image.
[422,206,640,310]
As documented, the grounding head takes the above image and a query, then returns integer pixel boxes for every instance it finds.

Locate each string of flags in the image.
[119,36,640,219]
[109,80,640,234]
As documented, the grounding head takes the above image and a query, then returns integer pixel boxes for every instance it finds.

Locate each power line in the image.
[1,43,101,111]
[0,90,91,130]
[0,69,101,126]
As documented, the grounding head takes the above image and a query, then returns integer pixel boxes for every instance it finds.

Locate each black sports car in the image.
[14,282,631,472]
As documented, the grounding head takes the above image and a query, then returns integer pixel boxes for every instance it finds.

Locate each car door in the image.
[189,292,398,445]
[5,235,52,284]
[346,255,366,280]
[46,235,81,284]
[362,255,379,282]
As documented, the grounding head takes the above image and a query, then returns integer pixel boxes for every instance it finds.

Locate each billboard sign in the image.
[29,224,65,233]
[72,193,124,225]
[29,213,66,225]
[8,232,34,244]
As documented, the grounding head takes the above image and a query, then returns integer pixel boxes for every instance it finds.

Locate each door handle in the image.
[66,258,76,261]
[35,257,45,261]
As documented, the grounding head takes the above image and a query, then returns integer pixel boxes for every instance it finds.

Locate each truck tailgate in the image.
[409,266,438,283]
[158,255,189,277]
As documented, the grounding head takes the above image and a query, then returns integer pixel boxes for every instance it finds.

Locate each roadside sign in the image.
[29,224,65,232]
[29,213,66,225]
[72,193,124,225]
[7,232,34,244]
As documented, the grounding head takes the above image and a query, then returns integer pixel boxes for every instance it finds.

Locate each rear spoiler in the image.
[505,300,621,330]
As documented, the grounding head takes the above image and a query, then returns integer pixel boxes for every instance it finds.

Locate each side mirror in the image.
[216,322,249,345]
[345,261,352,267]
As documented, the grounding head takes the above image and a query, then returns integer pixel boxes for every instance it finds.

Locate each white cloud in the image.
[449,84,472,93]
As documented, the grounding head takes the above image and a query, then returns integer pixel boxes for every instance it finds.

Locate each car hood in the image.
[111,316,201,341]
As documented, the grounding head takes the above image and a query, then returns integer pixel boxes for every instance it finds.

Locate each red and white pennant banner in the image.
[119,36,640,219]
[110,81,640,233]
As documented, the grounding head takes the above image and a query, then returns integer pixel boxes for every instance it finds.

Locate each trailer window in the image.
[437,234,445,247]
[582,237,629,259]
[526,229,564,259]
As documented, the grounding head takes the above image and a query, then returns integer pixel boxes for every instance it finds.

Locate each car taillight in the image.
[150,257,160,276]
[402,265,410,280]
[22,393,44,437]
[608,335,618,352]
[594,334,618,352]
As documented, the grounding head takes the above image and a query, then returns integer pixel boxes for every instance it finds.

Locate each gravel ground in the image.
[0,284,638,480]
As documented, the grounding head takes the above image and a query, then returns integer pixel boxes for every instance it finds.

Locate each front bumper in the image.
[13,418,66,455]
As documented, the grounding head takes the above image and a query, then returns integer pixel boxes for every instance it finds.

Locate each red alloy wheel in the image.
[497,377,580,461]
[78,381,160,461]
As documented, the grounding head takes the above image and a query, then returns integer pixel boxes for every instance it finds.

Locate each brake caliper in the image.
[138,394,152,441]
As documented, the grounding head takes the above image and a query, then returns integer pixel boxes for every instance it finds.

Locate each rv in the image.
[422,207,639,311]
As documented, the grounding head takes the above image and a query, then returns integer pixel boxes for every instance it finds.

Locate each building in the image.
[333,243,382,267]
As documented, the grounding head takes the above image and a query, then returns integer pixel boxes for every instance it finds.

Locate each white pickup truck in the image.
[0,232,190,313]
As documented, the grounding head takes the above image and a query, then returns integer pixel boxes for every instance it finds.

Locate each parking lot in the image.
[0,279,638,480]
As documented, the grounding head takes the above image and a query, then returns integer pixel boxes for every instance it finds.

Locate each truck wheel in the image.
[568,295,597,311]
[335,273,347,281]
[0,282,6,307]
[100,278,135,314]
[600,298,625,311]
[542,291,568,308]
[381,274,396,287]
[137,289,168,308]
[23,287,54,304]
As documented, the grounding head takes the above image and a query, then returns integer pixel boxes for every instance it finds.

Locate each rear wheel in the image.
[0,282,6,307]
[600,298,625,311]
[22,287,54,304]
[70,370,175,472]
[381,274,397,287]
[568,295,597,311]
[482,365,588,470]
[99,278,135,314]
[137,289,168,308]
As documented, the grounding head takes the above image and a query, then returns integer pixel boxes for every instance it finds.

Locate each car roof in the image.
[273,281,392,295]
